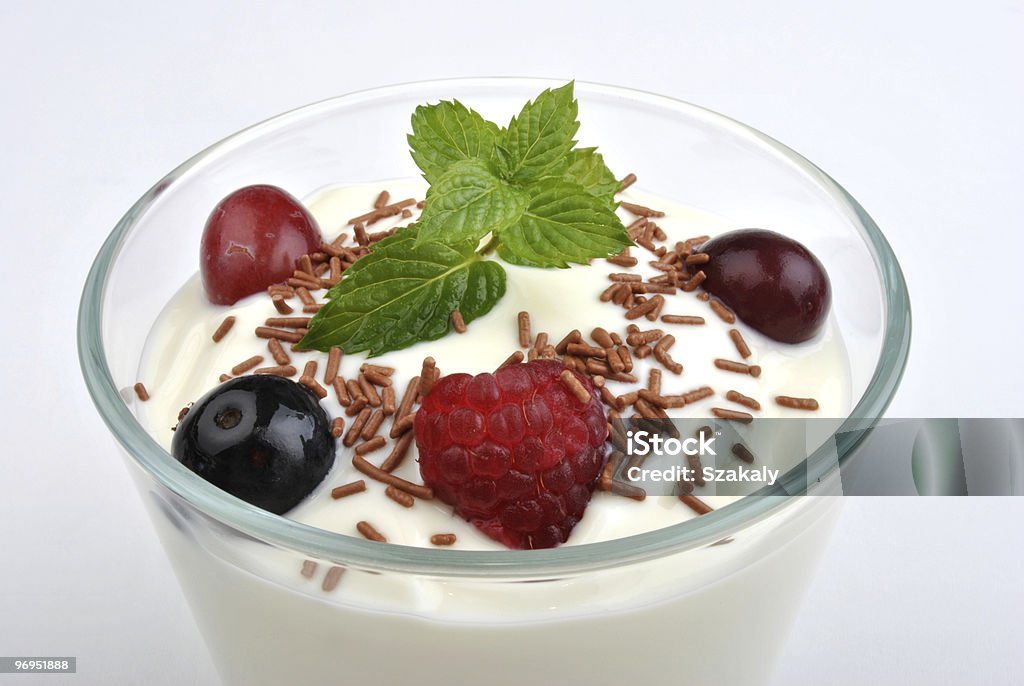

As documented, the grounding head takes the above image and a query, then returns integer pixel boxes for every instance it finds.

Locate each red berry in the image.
[200,185,322,305]
[415,360,608,549]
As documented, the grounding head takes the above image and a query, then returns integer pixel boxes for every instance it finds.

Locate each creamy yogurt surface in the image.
[137,179,852,552]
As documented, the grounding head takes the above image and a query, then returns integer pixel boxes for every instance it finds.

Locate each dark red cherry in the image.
[698,229,831,343]
[200,185,322,305]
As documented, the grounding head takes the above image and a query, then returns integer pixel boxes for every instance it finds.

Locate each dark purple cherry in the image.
[698,229,830,344]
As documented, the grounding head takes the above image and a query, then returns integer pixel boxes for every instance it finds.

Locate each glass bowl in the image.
[78,78,910,686]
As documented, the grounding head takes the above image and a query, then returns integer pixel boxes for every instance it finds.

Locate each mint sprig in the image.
[416,159,527,245]
[410,82,629,261]
[502,82,580,183]
[300,228,506,356]
[497,182,628,268]
[300,82,631,355]
[408,100,500,184]
[563,148,620,204]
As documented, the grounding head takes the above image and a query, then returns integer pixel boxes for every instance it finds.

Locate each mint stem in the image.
[477,233,500,257]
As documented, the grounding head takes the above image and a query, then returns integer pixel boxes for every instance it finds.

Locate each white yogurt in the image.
[139,179,850,549]
[135,180,852,686]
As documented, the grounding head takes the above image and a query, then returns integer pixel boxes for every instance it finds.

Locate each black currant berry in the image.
[172,375,334,514]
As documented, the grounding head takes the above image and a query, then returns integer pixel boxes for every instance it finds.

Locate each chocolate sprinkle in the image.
[267,338,290,365]
[712,407,754,423]
[709,299,737,324]
[355,435,387,455]
[451,310,467,333]
[362,369,392,387]
[330,417,346,439]
[255,327,305,343]
[346,379,367,404]
[301,560,318,579]
[728,329,752,359]
[555,330,582,354]
[679,495,713,515]
[360,410,385,441]
[331,480,367,499]
[212,316,236,343]
[517,311,531,347]
[333,377,351,407]
[682,386,715,404]
[418,358,437,397]
[661,314,705,325]
[356,521,387,543]
[776,396,820,411]
[299,375,328,399]
[560,369,592,404]
[391,412,417,436]
[681,271,706,292]
[344,408,371,447]
[732,443,755,464]
[619,201,665,218]
[231,355,264,376]
[324,346,342,385]
[358,374,382,406]
[254,365,297,377]
[272,295,294,315]
[352,454,433,500]
[714,359,761,377]
[610,480,647,501]
[726,390,761,411]
[385,485,415,508]
[393,376,420,424]
[498,350,525,369]
[322,565,345,592]
[133,382,149,401]
[382,386,396,416]
[625,297,662,320]
[380,431,414,472]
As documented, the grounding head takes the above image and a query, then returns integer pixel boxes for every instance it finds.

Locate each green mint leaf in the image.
[501,82,580,183]
[493,143,514,179]
[300,229,506,356]
[408,99,500,183]
[563,147,619,205]
[416,158,527,245]
[496,181,631,268]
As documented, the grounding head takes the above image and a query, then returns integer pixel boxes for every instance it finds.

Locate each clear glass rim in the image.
[77,77,911,578]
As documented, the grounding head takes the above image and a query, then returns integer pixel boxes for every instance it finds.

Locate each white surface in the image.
[0,1,1021,684]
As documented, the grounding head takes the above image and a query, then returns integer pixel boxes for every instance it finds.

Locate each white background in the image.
[1,1,1022,684]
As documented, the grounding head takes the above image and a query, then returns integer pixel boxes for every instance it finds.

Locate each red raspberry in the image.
[415,360,608,549]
